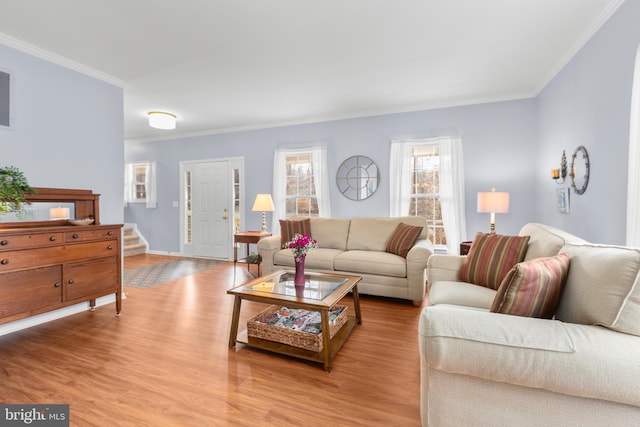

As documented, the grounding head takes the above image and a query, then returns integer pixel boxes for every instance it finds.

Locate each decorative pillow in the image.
[385,222,423,258]
[490,253,570,318]
[279,218,312,246]
[458,232,530,290]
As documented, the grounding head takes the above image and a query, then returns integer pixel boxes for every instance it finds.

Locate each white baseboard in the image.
[0,294,123,337]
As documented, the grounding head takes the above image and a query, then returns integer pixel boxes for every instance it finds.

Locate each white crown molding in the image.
[0,33,126,88]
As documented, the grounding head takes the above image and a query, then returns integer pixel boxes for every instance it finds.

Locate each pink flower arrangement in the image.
[285,233,318,262]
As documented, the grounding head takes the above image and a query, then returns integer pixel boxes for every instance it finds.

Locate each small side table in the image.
[459,241,473,256]
[234,231,272,276]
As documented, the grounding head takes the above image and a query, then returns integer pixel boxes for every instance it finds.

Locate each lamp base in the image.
[261,211,267,232]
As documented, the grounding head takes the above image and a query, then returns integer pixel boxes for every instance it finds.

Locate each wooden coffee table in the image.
[227,270,362,371]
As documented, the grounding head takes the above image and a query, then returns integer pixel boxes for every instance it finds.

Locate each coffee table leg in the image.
[321,309,332,371]
[352,284,362,325]
[229,296,242,348]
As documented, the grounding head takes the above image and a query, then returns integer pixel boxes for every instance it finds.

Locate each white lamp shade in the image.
[252,194,275,212]
[148,111,176,130]
[477,189,509,213]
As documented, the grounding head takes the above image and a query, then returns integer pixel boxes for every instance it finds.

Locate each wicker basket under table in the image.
[247,305,348,352]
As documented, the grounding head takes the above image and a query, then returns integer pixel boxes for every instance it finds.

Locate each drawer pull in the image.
[108,231,113,236]
[1,259,8,265]
[0,240,8,246]
[50,236,57,242]
[73,234,79,239]
[68,279,74,285]
[54,282,61,288]
[107,245,113,250]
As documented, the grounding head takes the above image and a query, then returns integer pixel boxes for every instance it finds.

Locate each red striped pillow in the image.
[385,222,423,258]
[280,218,312,246]
[491,253,570,318]
[458,233,530,290]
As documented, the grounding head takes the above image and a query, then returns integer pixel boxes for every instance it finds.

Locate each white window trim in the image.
[272,146,331,233]
[124,161,157,208]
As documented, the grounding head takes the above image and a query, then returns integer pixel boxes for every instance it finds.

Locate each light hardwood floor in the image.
[0,254,426,426]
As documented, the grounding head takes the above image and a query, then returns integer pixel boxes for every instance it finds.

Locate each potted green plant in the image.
[0,166,36,214]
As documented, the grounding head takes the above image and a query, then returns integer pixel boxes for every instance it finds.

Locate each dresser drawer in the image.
[0,265,63,318]
[0,241,118,272]
[0,232,65,251]
[64,257,118,301]
[65,227,119,243]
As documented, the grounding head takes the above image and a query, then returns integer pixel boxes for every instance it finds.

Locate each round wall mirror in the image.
[570,145,590,195]
[336,155,380,200]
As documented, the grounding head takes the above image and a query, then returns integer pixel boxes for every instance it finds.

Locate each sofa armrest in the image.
[406,239,434,304]
[257,235,282,275]
[427,254,466,289]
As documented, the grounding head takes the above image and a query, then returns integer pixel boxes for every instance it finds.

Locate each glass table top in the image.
[238,271,349,301]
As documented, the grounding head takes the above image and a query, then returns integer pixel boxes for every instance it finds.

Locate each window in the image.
[390,137,466,254]
[285,154,318,217]
[184,170,192,244]
[124,161,157,208]
[410,144,445,246]
[272,147,331,230]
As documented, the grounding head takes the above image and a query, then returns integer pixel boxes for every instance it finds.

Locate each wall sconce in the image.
[551,150,568,184]
[477,188,510,234]
[252,194,275,232]
[148,111,176,130]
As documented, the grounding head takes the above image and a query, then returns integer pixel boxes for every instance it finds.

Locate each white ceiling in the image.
[0,0,624,142]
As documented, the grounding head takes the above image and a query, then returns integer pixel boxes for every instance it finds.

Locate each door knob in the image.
[223,216,228,220]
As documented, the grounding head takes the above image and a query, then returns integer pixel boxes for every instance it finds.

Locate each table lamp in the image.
[477,188,509,234]
[252,194,274,232]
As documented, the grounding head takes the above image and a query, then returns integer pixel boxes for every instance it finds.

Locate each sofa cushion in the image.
[279,218,311,246]
[273,248,342,271]
[491,253,570,318]
[458,233,530,290]
[385,222,423,258]
[347,216,427,251]
[309,217,350,251]
[334,250,407,278]
[555,243,640,337]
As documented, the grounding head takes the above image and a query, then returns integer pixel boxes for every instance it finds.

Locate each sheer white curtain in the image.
[627,46,640,247]
[271,146,331,233]
[389,140,412,216]
[438,137,466,254]
[390,137,466,254]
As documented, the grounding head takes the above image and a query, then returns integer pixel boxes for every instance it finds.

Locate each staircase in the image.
[123,224,147,257]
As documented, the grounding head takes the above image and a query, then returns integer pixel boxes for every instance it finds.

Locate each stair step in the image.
[124,234,140,244]
[124,243,147,257]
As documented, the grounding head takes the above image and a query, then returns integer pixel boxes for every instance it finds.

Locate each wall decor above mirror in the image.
[570,145,590,195]
[336,155,380,201]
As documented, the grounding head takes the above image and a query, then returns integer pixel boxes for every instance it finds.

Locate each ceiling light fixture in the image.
[148,111,176,130]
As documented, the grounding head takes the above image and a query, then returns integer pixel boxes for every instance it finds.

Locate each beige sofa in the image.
[419,223,640,426]
[257,216,433,305]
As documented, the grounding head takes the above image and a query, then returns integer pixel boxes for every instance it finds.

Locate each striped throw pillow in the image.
[385,222,423,258]
[458,233,530,290]
[280,218,312,247]
[491,253,570,318]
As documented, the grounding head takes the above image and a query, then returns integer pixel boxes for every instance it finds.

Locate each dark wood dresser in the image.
[0,188,122,325]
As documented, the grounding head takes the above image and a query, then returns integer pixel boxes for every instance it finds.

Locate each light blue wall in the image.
[126,99,538,253]
[0,44,124,224]
[536,0,640,244]
[127,1,640,253]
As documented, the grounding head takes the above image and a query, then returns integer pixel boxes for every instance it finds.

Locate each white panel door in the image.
[192,161,231,258]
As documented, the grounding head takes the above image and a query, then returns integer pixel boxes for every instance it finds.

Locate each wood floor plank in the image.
[0,254,426,426]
